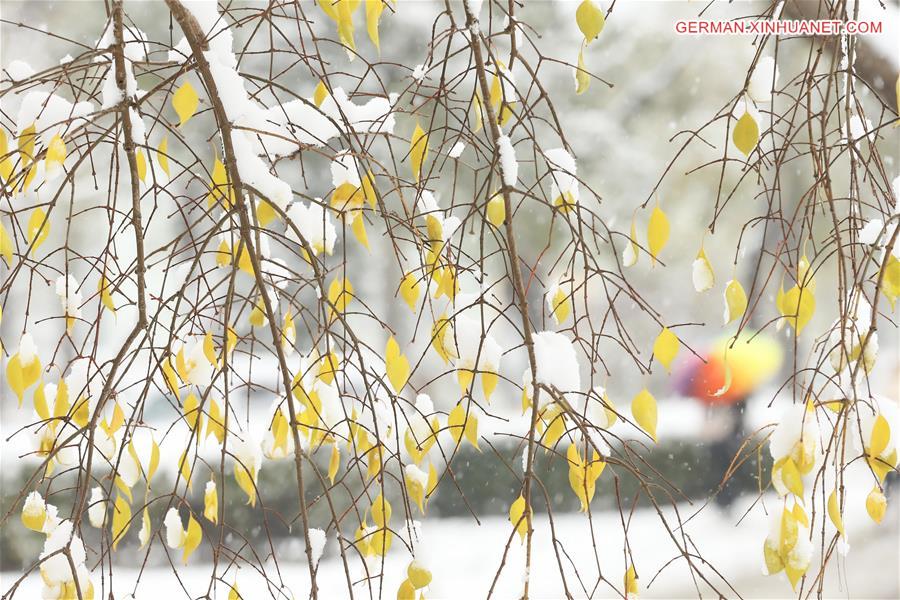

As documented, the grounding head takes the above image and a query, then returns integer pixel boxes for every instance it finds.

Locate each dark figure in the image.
[674,333,783,508]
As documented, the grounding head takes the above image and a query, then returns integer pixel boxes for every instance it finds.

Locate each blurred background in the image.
[1,0,898,598]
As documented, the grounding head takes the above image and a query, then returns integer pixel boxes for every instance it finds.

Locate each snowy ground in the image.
[3,492,897,599]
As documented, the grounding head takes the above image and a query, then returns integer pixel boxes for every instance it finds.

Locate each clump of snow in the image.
[164,508,185,548]
[858,219,883,245]
[412,64,427,81]
[892,176,900,215]
[497,135,518,187]
[41,519,86,584]
[308,527,327,567]
[320,88,396,136]
[747,57,779,102]
[286,200,337,255]
[453,314,503,384]
[231,131,292,211]
[692,256,714,292]
[448,141,465,158]
[6,59,35,81]
[16,91,94,145]
[18,332,38,366]
[844,114,873,144]
[405,463,429,489]
[533,331,580,392]
[23,490,45,518]
[88,487,106,527]
[128,107,147,144]
[544,148,579,206]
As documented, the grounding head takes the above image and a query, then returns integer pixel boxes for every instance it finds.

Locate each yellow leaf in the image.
[408,560,432,589]
[471,92,484,133]
[540,406,566,451]
[410,123,428,183]
[631,388,657,442]
[173,80,199,127]
[235,462,257,506]
[780,457,804,497]
[139,507,151,549]
[733,111,759,156]
[33,382,49,419]
[98,275,116,313]
[647,204,669,265]
[6,354,27,406]
[0,220,14,264]
[622,217,639,267]
[45,134,66,172]
[182,513,202,564]
[509,494,528,543]
[328,443,340,484]
[157,136,170,176]
[397,578,416,600]
[183,392,202,432]
[340,0,359,50]
[0,129,12,183]
[314,80,329,107]
[763,538,784,575]
[249,296,266,327]
[652,327,679,373]
[880,254,899,308]
[18,123,37,167]
[436,264,458,300]
[351,212,369,249]
[431,315,456,364]
[482,370,498,403]
[229,583,241,600]
[427,461,439,496]
[399,272,420,312]
[226,327,238,357]
[361,170,378,208]
[366,0,384,51]
[827,489,844,537]
[405,468,426,514]
[624,565,639,596]
[207,397,225,443]
[448,402,479,449]
[203,332,219,368]
[257,199,278,227]
[203,480,218,524]
[162,356,180,397]
[371,493,392,527]
[27,207,50,254]
[216,239,232,267]
[366,444,384,480]
[207,157,233,208]
[327,276,353,321]
[576,0,605,43]
[866,486,886,523]
[178,451,193,490]
[575,47,590,95]
[779,284,815,334]
[147,437,161,485]
[385,336,410,393]
[21,494,46,532]
[870,414,890,458]
[111,494,131,551]
[723,279,748,325]
[486,192,505,227]
[135,149,147,182]
[550,286,571,325]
